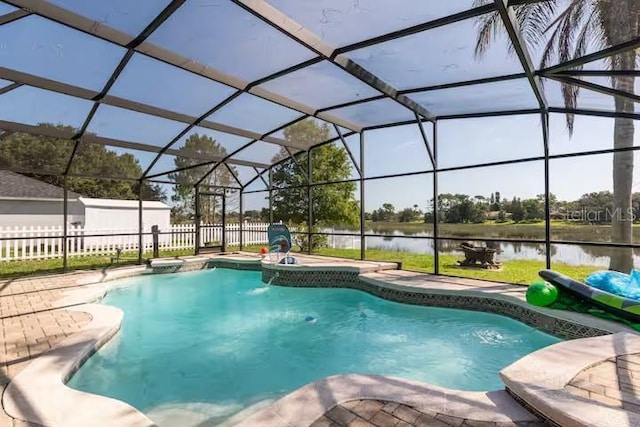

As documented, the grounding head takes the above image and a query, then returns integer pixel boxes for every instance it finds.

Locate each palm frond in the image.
[472,0,493,7]
[560,82,579,133]
[474,11,504,58]
[539,16,563,70]
[514,1,559,50]
[536,0,597,134]
[474,1,559,59]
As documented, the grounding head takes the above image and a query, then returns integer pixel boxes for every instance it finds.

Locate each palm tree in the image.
[474,0,639,272]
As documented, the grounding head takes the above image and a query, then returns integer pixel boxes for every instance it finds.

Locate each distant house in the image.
[0,171,171,236]
[0,170,83,227]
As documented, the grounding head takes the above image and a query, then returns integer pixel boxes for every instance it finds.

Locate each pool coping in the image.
[500,332,640,427]
[358,273,633,337]
[3,303,156,427]
[233,374,540,427]
[3,255,639,427]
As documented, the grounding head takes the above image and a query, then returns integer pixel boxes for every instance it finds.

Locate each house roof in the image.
[0,170,80,200]
[79,198,170,210]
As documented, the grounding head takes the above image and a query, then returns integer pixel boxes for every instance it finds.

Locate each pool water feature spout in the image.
[266,272,279,286]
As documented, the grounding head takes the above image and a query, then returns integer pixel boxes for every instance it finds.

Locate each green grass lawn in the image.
[0,249,194,280]
[238,244,599,285]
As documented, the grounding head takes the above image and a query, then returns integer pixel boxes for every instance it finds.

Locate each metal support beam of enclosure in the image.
[494,0,547,110]
[432,122,439,274]
[63,176,68,272]
[221,195,227,251]
[138,181,144,264]
[334,125,362,177]
[416,114,436,169]
[542,112,551,270]
[268,169,274,225]
[194,186,201,255]
[307,148,313,255]
[239,189,244,251]
[359,132,365,261]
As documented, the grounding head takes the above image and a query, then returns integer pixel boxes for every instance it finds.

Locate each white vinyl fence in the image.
[0,222,271,261]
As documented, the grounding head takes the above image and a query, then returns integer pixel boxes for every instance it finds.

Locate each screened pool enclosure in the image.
[1,0,639,282]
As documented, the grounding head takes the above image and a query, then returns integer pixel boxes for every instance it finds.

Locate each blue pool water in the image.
[68,268,561,425]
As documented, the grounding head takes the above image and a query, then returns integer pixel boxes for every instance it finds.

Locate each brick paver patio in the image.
[0,272,108,427]
[1,259,639,427]
[310,399,546,427]
[567,354,640,413]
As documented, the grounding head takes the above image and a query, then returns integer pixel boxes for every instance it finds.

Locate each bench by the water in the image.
[457,241,501,269]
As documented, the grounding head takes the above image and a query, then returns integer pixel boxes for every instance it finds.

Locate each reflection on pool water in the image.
[68,268,561,425]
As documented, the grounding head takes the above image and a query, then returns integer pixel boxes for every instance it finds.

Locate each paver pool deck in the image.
[0,253,639,427]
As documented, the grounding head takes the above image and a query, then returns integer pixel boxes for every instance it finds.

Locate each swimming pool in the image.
[68,268,561,425]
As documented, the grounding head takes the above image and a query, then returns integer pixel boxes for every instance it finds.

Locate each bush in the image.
[292,224,328,252]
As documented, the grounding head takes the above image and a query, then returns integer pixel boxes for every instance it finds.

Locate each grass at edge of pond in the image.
[240,245,600,285]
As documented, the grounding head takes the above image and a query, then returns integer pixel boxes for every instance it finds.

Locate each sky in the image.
[0,0,638,212]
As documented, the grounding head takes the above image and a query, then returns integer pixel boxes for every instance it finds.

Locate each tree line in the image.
[0,124,165,201]
[368,190,640,224]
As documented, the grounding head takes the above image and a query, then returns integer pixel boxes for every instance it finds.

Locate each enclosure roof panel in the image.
[0,14,126,91]
[44,0,173,36]
[106,53,238,117]
[0,2,16,14]
[147,0,318,82]
[348,14,524,89]
[0,0,638,181]
[257,61,382,110]
[407,78,538,117]
[265,0,480,48]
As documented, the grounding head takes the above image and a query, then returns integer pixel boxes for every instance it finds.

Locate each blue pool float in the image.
[586,270,640,300]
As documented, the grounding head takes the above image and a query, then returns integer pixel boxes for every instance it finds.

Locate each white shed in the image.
[79,198,171,246]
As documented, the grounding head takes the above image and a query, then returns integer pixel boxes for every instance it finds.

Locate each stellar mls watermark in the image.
[557,208,636,222]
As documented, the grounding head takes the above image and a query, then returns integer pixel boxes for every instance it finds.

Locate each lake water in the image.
[324,229,640,267]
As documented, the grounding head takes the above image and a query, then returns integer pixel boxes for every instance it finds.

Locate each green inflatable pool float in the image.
[526,281,558,307]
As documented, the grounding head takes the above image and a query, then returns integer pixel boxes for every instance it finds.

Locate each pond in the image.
[324,226,640,268]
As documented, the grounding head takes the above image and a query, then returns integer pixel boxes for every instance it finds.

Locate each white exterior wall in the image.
[82,202,171,246]
[0,199,84,228]
[83,206,170,232]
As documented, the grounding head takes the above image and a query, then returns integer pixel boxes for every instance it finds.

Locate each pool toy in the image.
[585,270,640,300]
[526,281,558,307]
[539,269,640,322]
[267,224,295,264]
